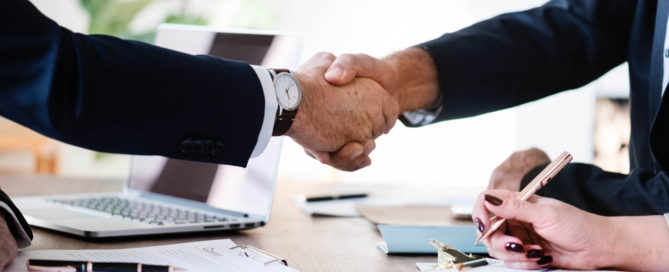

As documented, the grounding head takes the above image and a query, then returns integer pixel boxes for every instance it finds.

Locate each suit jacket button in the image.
[192,139,203,154]
[202,140,215,156]
[179,139,193,153]
[214,140,224,155]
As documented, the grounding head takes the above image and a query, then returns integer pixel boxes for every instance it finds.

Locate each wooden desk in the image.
[0,176,478,272]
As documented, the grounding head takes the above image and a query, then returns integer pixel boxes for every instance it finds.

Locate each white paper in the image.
[293,195,476,217]
[416,259,620,272]
[7,239,297,272]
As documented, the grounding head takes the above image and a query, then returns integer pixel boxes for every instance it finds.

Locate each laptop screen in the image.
[126,25,301,217]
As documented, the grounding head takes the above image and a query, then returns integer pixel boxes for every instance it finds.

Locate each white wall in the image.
[27,0,630,189]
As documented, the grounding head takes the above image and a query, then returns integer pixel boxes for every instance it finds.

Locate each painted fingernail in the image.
[504,242,524,253]
[484,194,503,206]
[526,250,544,258]
[537,255,553,265]
[474,218,484,232]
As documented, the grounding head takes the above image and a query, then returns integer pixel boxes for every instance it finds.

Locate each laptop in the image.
[12,24,302,238]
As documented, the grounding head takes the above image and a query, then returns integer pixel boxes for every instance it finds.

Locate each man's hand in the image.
[304,140,375,172]
[488,148,550,191]
[0,213,18,271]
[324,48,439,113]
[286,52,399,158]
[304,48,440,171]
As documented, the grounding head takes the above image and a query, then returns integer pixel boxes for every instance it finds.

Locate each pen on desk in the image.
[476,151,573,243]
[305,193,368,202]
[27,259,184,272]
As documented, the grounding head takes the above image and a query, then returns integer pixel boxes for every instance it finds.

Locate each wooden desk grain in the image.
[0,176,478,272]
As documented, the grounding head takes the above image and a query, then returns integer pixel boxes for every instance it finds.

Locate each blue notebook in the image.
[377,225,488,254]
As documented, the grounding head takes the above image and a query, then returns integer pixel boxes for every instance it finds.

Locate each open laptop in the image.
[12,24,302,238]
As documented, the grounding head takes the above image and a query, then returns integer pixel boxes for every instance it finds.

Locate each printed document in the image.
[7,239,297,272]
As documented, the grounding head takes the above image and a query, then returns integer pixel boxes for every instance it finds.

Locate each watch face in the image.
[274,73,302,110]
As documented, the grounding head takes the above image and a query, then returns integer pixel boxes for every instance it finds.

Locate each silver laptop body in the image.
[12,25,301,238]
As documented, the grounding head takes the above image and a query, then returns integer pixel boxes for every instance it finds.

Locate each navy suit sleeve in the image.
[0,0,265,167]
[419,0,636,120]
[522,163,669,216]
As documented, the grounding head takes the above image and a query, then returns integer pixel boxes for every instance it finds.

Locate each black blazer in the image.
[421,0,669,216]
[0,0,268,243]
[1,0,267,168]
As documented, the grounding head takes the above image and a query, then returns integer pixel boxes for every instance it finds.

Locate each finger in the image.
[371,100,387,138]
[505,220,535,245]
[302,52,336,73]
[381,91,399,134]
[322,141,373,171]
[329,153,371,172]
[483,190,551,224]
[363,140,376,156]
[486,230,534,262]
[325,53,387,86]
[336,141,374,171]
[473,190,518,237]
[329,141,365,163]
[521,243,546,259]
[472,193,489,236]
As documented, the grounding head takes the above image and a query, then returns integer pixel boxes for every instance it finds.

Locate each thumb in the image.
[324,53,387,86]
[484,193,549,225]
[325,65,356,86]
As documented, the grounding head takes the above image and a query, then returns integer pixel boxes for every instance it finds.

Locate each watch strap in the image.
[272,107,297,136]
[270,68,298,136]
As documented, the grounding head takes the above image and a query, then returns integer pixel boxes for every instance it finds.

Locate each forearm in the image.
[418,0,634,120]
[602,215,669,271]
[382,47,440,113]
[2,0,266,166]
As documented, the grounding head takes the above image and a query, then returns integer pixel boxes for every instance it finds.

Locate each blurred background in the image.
[2,0,629,190]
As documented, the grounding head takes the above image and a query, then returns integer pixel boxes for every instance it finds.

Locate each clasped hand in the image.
[287,52,400,171]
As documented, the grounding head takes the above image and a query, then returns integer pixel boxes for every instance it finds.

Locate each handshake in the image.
[283,49,439,171]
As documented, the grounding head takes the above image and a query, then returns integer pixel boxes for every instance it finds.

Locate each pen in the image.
[476,151,573,243]
[305,193,368,202]
[27,259,184,272]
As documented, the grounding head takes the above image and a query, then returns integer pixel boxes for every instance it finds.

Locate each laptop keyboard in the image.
[49,197,237,226]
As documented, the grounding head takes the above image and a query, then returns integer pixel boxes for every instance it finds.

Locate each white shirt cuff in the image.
[250,65,278,158]
[401,94,444,126]
[0,202,31,248]
[664,213,669,228]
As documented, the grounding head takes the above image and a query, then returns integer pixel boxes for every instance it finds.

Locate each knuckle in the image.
[336,54,356,67]
[316,51,335,61]
[355,53,372,60]
[506,198,523,215]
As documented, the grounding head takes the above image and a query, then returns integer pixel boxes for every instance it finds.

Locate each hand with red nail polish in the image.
[472,189,669,270]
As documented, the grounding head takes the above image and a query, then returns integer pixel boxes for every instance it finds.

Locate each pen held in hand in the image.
[26,259,185,272]
[476,151,573,243]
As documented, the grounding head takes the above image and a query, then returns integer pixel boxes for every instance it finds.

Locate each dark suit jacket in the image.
[0,0,268,243]
[421,0,669,216]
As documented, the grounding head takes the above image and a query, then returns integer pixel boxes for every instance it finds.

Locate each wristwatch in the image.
[270,69,302,136]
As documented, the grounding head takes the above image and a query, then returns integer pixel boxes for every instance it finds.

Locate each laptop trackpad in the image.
[25,208,99,220]
[25,208,149,231]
